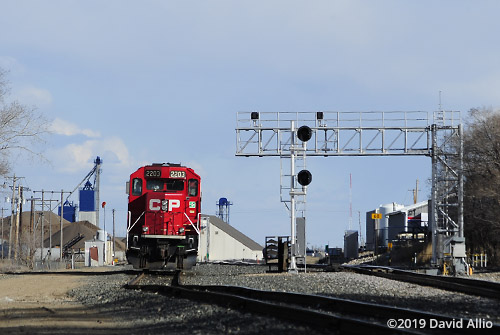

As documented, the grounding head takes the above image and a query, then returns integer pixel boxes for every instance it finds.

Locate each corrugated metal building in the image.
[387,201,429,241]
[197,215,263,262]
[344,230,359,259]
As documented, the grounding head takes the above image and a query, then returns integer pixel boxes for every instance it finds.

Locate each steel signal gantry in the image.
[236,110,467,274]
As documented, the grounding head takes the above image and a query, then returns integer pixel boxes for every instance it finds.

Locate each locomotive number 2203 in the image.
[170,170,186,178]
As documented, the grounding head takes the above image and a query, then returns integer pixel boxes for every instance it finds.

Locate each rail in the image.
[125,271,499,334]
[342,265,500,300]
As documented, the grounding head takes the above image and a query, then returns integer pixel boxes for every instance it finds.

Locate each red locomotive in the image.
[126,163,201,269]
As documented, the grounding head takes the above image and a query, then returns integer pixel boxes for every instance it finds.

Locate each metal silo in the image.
[378,203,404,248]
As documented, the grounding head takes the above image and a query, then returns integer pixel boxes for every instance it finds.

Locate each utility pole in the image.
[112,208,115,265]
[41,191,45,263]
[95,157,102,228]
[29,195,35,264]
[60,190,64,261]
[33,190,70,263]
[44,197,59,267]
[14,185,21,261]
[102,201,106,265]
[410,179,419,204]
[44,198,58,250]
[8,175,17,260]
[1,208,4,259]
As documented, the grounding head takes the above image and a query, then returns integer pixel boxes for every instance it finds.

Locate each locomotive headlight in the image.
[161,199,169,211]
[179,227,185,234]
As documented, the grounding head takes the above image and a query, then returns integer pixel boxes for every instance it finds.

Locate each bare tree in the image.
[0,68,49,175]
[462,107,500,265]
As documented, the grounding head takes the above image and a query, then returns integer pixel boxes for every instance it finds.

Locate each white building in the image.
[386,201,429,241]
[197,215,263,262]
[84,230,113,266]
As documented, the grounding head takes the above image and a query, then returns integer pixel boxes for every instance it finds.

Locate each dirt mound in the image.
[1,211,125,252]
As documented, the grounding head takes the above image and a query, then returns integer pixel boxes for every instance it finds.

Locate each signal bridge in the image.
[236,111,466,274]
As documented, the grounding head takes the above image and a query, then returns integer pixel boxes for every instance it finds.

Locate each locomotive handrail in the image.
[126,210,145,249]
[183,212,200,235]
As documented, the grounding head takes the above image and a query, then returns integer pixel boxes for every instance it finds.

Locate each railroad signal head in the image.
[251,112,259,120]
[297,125,312,142]
[297,169,312,186]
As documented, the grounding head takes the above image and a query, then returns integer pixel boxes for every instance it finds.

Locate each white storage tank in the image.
[378,203,404,247]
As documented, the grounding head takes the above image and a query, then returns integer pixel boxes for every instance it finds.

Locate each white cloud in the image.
[50,136,133,174]
[50,118,101,138]
[100,136,133,169]
[14,85,53,106]
[53,140,97,173]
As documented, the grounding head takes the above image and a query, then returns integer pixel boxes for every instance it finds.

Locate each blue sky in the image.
[1,1,500,248]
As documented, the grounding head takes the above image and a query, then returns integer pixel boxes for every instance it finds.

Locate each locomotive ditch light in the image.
[297,169,312,186]
[297,125,312,142]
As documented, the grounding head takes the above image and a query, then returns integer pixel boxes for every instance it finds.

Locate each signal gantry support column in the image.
[288,121,313,272]
[289,121,298,272]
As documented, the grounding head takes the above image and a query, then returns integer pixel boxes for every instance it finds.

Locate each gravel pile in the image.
[67,264,500,334]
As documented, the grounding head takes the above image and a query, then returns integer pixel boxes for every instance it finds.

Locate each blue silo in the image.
[79,181,95,212]
[58,200,77,223]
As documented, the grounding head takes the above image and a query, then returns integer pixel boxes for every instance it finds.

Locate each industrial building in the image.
[84,230,114,266]
[56,156,102,227]
[386,201,429,242]
[366,201,429,252]
[344,230,359,259]
[197,215,263,262]
[42,218,125,266]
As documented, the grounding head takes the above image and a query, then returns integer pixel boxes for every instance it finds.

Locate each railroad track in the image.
[342,264,500,300]
[125,271,499,334]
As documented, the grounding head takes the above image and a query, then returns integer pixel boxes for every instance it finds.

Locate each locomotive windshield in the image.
[146,179,184,191]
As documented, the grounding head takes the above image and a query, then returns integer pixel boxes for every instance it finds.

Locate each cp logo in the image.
[149,199,181,211]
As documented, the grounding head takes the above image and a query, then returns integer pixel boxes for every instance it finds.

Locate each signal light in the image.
[251,112,259,120]
[297,125,312,142]
[297,170,312,186]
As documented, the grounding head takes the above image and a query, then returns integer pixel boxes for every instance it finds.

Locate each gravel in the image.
[182,264,500,323]
[68,266,325,335]
[472,271,500,283]
[67,263,500,334]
